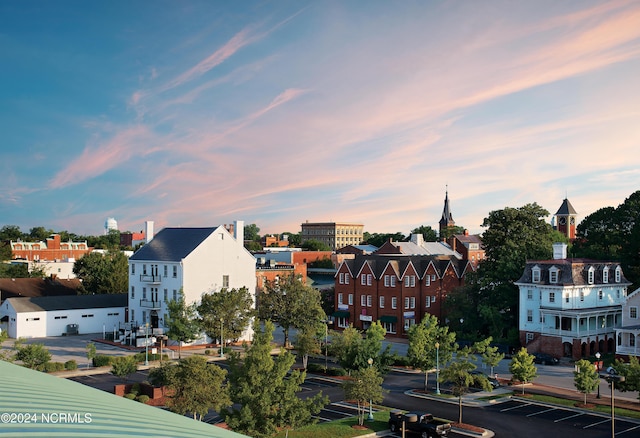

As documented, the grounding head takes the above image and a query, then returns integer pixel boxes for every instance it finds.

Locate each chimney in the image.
[234,220,244,244]
[464,229,469,236]
[552,242,567,260]
[410,233,424,246]
[145,221,154,244]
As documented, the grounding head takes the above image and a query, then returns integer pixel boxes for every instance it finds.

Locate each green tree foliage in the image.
[439,225,466,240]
[473,337,505,377]
[165,296,201,359]
[407,314,457,391]
[330,322,394,374]
[244,223,261,241]
[439,348,491,424]
[72,251,128,294]
[198,287,254,346]
[223,321,328,437]
[342,365,385,426]
[282,232,301,247]
[245,241,262,251]
[29,227,54,241]
[258,275,325,347]
[300,239,332,251]
[611,356,640,401]
[509,348,538,394]
[86,342,97,367]
[410,225,438,242]
[573,359,599,405]
[15,343,51,370]
[0,225,23,241]
[165,356,231,420]
[363,232,406,247]
[110,355,137,381]
[294,324,323,370]
[0,263,30,278]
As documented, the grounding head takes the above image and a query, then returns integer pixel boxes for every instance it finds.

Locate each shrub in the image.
[393,355,411,367]
[326,367,347,376]
[307,363,325,373]
[93,355,113,367]
[64,360,78,370]
[204,349,211,355]
[44,362,65,373]
[130,383,141,396]
[136,395,150,404]
[124,393,136,400]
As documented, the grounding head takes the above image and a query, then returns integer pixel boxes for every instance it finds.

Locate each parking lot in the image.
[490,399,640,436]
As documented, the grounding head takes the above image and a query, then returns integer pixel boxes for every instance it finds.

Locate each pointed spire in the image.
[440,187,453,224]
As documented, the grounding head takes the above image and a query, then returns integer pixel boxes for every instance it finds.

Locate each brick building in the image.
[10,234,91,262]
[301,222,364,250]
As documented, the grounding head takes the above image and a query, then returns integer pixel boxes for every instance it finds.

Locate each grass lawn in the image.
[273,409,391,438]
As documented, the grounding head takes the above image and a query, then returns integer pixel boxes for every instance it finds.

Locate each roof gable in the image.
[130,227,219,262]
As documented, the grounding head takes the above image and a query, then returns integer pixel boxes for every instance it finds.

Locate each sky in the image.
[1,1,640,237]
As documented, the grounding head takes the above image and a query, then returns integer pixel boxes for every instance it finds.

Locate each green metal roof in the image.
[0,361,248,437]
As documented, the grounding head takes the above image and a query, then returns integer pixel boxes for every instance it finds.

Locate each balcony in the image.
[139,274,162,284]
[139,299,162,309]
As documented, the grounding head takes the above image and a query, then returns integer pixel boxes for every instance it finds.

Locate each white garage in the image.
[1,294,126,339]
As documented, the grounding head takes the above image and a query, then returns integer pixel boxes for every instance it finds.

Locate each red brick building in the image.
[10,234,91,262]
[447,231,485,270]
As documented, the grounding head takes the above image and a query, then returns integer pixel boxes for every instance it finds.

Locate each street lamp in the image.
[367,357,374,422]
[595,352,601,398]
[435,342,441,395]
[220,318,224,358]
[144,323,149,366]
[602,374,625,438]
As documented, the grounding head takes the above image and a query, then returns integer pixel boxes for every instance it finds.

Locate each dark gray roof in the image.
[130,227,217,261]
[516,259,631,286]
[7,294,128,313]
[555,198,577,215]
[341,254,468,280]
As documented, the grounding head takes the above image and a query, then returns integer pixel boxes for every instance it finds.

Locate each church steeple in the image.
[439,187,455,239]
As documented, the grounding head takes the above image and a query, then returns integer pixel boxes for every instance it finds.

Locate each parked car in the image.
[388,411,452,437]
[470,370,500,389]
[532,353,560,365]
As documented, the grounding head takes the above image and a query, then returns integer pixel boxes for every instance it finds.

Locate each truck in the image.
[388,410,452,438]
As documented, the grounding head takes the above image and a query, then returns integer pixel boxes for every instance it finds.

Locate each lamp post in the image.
[595,352,601,398]
[435,342,441,395]
[144,323,149,366]
[603,374,625,438]
[220,318,224,358]
[367,357,374,422]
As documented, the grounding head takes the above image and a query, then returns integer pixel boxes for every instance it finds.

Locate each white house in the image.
[127,221,255,345]
[0,294,126,339]
[615,287,640,359]
[515,243,631,360]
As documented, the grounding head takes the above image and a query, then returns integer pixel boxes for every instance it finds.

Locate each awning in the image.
[332,310,350,318]
[379,315,397,323]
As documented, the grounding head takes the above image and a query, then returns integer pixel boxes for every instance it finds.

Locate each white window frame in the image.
[339,273,344,284]
[425,276,431,286]
[588,267,595,284]
[348,294,353,305]
[361,295,366,306]
[425,296,431,307]
[367,295,372,307]
[410,296,416,309]
[361,275,366,285]
[391,297,397,309]
[404,297,410,309]
[379,296,385,308]
[603,268,609,283]
[345,275,350,285]
[549,292,555,303]
[532,267,541,283]
[390,276,396,287]
[630,307,638,319]
[367,274,372,286]
[527,309,533,322]
[615,267,621,283]
[384,275,390,287]
[527,290,533,300]
[131,286,135,299]
[549,268,558,284]
[338,293,343,305]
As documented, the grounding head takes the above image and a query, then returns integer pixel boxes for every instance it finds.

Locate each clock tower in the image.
[554,198,577,240]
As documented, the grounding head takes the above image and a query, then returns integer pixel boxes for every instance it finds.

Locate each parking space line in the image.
[583,418,610,429]
[617,424,640,435]
[554,413,584,422]
[526,407,557,417]
[500,403,531,412]
[323,408,355,416]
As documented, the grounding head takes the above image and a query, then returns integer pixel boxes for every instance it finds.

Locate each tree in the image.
[282,232,301,247]
[573,359,599,405]
[111,355,137,381]
[15,343,51,370]
[330,322,394,374]
[29,226,54,241]
[86,342,97,368]
[473,337,505,377]
[611,356,640,401]
[258,275,325,347]
[223,321,328,437]
[407,314,457,391]
[410,225,438,242]
[73,251,129,294]
[165,356,231,420]
[439,225,466,240]
[294,324,322,370]
[301,239,332,251]
[342,365,385,426]
[198,287,254,347]
[364,232,406,247]
[439,348,491,424]
[244,223,261,241]
[509,348,537,394]
[165,296,201,359]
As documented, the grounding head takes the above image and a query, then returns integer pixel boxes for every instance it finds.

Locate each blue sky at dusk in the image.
[2,1,640,236]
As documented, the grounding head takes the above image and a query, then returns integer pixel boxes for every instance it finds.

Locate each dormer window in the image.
[615,266,621,283]
[549,267,559,284]
[532,266,541,283]
[588,266,595,284]
[603,267,609,284]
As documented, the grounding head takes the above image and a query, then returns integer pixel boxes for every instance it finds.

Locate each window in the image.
[367,274,372,286]
[404,319,415,331]
[348,294,353,305]
[143,264,147,275]
[338,293,343,305]
[223,275,229,288]
[598,290,603,300]
[631,307,638,319]
[404,297,410,309]
[527,309,533,322]
[164,289,168,302]
[615,267,621,283]
[142,287,147,300]
[382,321,396,334]
[379,296,385,308]
[54,315,67,320]
[390,276,396,287]
[580,290,584,301]
[410,276,415,287]
[339,273,344,284]
[164,265,168,277]
[410,297,416,309]
[631,334,636,347]
[361,275,366,286]
[361,295,366,306]
[617,290,621,299]
[26,317,41,321]
[367,295,372,307]
[173,289,178,301]
[549,269,558,284]
[131,264,135,275]
[108,312,119,317]
[526,332,534,343]
[565,293,569,303]
[172,266,177,278]
[532,268,541,283]
[549,292,555,303]
[603,268,609,283]
[131,309,134,322]
[431,275,436,282]
[588,267,595,284]
[82,314,94,318]
[405,276,410,287]
[344,275,349,284]
[337,317,349,328]
[131,286,135,299]
[142,311,146,323]
[527,290,533,300]
[384,275,390,287]
[425,296,431,307]
[425,276,431,286]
